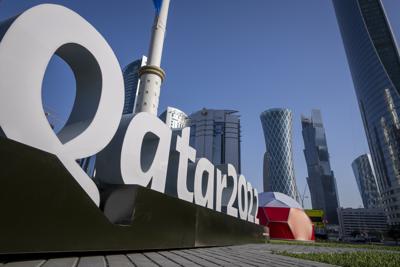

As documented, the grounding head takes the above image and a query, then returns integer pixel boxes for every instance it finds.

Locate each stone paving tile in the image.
[197,248,254,267]
[42,257,78,267]
[143,252,180,267]
[158,251,202,267]
[206,247,267,267]
[127,253,159,267]
[183,249,235,266]
[77,256,106,267]
[3,260,46,267]
[106,255,134,267]
[171,250,219,267]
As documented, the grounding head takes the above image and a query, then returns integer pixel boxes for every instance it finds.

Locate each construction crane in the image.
[300,184,309,208]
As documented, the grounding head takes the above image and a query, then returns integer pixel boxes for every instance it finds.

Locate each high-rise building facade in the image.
[337,208,387,240]
[189,108,241,173]
[301,110,340,225]
[260,108,299,201]
[352,154,382,209]
[160,106,189,129]
[333,0,400,225]
[122,56,147,114]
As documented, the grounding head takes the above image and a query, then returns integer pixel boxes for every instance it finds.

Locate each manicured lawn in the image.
[278,251,400,267]
[270,239,400,252]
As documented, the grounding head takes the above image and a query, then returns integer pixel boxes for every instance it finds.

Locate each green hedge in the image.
[278,251,400,267]
[270,239,400,252]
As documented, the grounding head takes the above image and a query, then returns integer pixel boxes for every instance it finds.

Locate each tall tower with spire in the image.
[134,0,170,115]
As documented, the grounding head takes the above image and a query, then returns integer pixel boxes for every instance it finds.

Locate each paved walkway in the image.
[1,244,337,267]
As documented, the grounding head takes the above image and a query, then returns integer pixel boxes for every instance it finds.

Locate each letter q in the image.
[0,4,125,206]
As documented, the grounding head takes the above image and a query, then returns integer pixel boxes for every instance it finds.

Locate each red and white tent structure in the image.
[257,192,315,241]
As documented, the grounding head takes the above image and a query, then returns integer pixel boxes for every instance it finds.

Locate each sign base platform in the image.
[0,138,264,256]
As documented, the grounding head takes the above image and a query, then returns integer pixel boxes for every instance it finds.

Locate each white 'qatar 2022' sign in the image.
[0,4,259,224]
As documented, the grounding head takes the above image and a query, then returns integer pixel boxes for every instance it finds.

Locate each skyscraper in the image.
[122,56,147,114]
[189,108,241,173]
[301,110,339,224]
[159,106,189,129]
[352,154,382,209]
[333,0,400,225]
[260,108,299,201]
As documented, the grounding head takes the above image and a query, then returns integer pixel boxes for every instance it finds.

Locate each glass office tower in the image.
[301,110,340,224]
[122,56,147,114]
[189,108,241,173]
[352,154,382,209]
[260,108,299,201]
[333,0,400,225]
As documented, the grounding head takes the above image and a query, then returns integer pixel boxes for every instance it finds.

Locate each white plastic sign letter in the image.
[194,158,215,209]
[237,174,249,220]
[0,4,125,206]
[176,127,196,203]
[120,113,172,193]
[215,169,226,212]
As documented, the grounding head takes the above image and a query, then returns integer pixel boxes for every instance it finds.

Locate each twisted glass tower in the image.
[333,0,400,224]
[260,108,299,201]
[302,110,340,224]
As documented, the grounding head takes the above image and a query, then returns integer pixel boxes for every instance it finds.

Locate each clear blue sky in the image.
[2,0,400,209]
